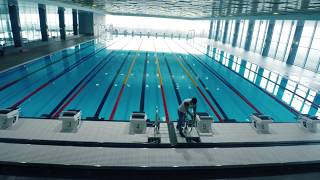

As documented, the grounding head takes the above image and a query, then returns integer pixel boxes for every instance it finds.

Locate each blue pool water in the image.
[0,37,319,122]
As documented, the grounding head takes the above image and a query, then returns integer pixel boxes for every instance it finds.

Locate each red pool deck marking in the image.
[109,39,144,120]
[164,41,223,123]
[10,39,123,109]
[174,41,263,115]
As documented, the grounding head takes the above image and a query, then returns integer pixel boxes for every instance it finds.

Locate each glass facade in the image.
[238,20,249,48]
[46,5,60,38]
[1,1,78,46]
[0,0,13,46]
[294,21,320,72]
[65,8,73,36]
[250,20,268,54]
[267,20,296,62]
[210,19,320,73]
[19,0,41,42]
[226,20,235,44]
[206,46,319,115]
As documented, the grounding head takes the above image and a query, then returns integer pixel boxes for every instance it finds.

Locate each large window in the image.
[106,15,209,39]
[65,8,73,36]
[46,5,59,38]
[19,0,41,42]
[226,20,235,44]
[268,20,296,62]
[240,20,249,48]
[236,20,249,48]
[255,20,268,54]
[295,21,315,67]
[216,20,225,41]
[250,21,261,52]
[250,20,268,54]
[303,21,320,72]
[0,0,13,46]
[210,20,218,40]
[275,20,295,61]
[268,21,283,58]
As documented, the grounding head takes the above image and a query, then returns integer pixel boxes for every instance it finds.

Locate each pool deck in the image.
[1,118,320,145]
[202,40,320,91]
[0,35,95,72]
[1,118,320,177]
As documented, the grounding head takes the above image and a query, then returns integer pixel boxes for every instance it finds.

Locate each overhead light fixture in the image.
[273,12,279,15]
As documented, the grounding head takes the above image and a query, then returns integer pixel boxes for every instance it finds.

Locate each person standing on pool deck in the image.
[177,97,197,137]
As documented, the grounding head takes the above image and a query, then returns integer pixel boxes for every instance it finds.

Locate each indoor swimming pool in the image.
[0,37,319,122]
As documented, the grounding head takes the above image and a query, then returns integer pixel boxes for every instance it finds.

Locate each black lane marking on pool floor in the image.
[192,44,304,116]
[164,56,182,105]
[47,52,117,118]
[10,46,110,109]
[9,39,125,109]
[175,41,263,115]
[93,52,131,119]
[139,52,148,112]
[189,52,261,114]
[180,55,229,120]
[0,40,96,91]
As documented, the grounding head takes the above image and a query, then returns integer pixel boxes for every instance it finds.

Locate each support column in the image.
[38,4,48,41]
[8,0,22,47]
[244,20,255,51]
[72,9,78,35]
[286,20,304,65]
[222,20,229,44]
[208,20,213,40]
[206,45,211,57]
[219,51,224,62]
[213,48,217,60]
[78,11,94,35]
[232,20,240,47]
[276,79,288,99]
[239,61,247,76]
[262,20,275,56]
[254,67,264,85]
[58,7,66,40]
[228,55,234,68]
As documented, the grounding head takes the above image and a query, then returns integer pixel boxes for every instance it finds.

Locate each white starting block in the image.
[250,113,273,133]
[60,110,81,131]
[196,112,213,136]
[299,115,320,133]
[0,108,20,129]
[129,112,147,134]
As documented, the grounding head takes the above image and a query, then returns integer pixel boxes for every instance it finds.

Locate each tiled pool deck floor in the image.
[1,119,320,172]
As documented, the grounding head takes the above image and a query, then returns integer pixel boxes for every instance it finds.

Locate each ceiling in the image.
[49,0,320,19]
